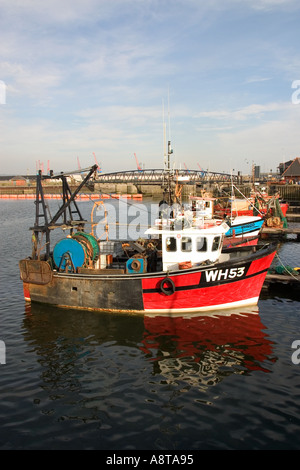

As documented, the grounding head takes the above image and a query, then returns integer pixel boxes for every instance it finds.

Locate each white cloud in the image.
[248,0,298,11]
[195,102,292,121]
[245,77,272,84]
[217,118,300,168]
[1,0,300,175]
[0,0,110,24]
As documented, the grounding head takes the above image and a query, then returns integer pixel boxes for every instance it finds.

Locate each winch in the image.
[53,232,99,271]
[126,257,147,274]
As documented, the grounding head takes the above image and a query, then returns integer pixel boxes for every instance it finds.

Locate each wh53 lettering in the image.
[205,267,245,282]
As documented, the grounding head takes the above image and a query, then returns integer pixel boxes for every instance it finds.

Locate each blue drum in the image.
[53,238,86,271]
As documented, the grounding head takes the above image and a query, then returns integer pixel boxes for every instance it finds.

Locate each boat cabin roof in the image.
[145,221,228,236]
[189,196,216,201]
[145,221,229,271]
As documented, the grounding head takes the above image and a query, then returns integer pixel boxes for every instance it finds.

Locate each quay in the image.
[265,273,299,284]
[263,272,300,298]
[261,226,300,241]
[0,192,143,200]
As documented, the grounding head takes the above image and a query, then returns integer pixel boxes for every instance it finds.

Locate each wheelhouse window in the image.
[181,236,192,252]
[212,236,221,251]
[166,236,177,252]
[196,237,207,252]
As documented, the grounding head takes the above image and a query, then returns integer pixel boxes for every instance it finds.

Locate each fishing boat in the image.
[189,196,264,246]
[214,193,289,221]
[19,159,277,314]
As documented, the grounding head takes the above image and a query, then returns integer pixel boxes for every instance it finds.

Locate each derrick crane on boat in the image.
[31,165,98,259]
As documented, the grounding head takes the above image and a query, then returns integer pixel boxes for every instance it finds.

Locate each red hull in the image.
[223,236,259,248]
[141,251,276,313]
[216,202,289,218]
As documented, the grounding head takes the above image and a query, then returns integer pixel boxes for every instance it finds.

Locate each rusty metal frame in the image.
[31,165,98,259]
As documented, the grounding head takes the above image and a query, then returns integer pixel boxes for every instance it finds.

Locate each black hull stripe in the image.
[142,267,269,293]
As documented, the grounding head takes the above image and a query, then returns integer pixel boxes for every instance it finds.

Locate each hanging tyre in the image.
[160,277,176,296]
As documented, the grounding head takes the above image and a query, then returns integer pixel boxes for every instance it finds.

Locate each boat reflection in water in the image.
[23,304,275,395]
[141,308,275,389]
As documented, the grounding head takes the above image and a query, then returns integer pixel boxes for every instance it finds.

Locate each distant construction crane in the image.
[134,153,142,171]
[35,160,51,175]
[197,163,206,177]
[93,152,102,173]
[36,160,45,174]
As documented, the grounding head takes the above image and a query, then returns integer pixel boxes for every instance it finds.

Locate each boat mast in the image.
[163,99,167,171]
[231,170,233,222]
[161,90,175,206]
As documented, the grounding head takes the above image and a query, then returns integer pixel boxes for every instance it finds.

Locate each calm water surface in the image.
[0,200,300,450]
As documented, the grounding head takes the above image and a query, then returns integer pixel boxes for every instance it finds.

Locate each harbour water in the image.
[0,199,300,450]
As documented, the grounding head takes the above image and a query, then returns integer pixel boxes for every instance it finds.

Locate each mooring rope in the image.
[273,252,300,281]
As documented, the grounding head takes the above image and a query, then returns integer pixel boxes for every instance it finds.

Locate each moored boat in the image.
[19,162,277,314]
[225,215,264,238]
[189,196,264,245]
[214,194,289,219]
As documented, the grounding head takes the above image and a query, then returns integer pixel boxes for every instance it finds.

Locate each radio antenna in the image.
[168,86,171,143]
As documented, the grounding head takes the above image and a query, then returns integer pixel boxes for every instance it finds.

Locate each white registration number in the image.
[205,267,246,282]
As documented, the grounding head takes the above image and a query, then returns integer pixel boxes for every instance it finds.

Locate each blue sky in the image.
[0,0,300,175]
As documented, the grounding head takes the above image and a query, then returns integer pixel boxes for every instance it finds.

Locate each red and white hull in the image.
[141,247,275,313]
